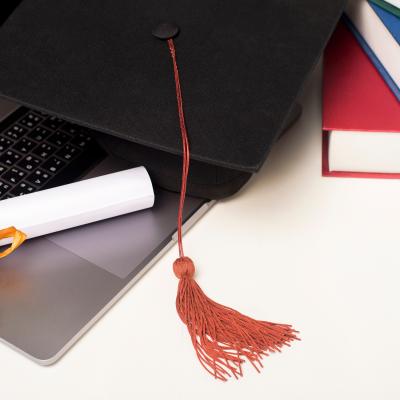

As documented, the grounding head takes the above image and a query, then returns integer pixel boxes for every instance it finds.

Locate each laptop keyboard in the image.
[0,107,106,200]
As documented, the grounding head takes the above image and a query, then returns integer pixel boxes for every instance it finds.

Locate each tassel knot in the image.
[173,256,195,279]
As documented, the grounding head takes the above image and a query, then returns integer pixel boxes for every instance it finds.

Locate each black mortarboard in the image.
[0,0,346,199]
[0,0,346,380]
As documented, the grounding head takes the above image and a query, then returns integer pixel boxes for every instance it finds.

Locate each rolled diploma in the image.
[0,166,154,246]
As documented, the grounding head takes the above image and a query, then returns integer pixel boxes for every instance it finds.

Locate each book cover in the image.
[370,0,400,17]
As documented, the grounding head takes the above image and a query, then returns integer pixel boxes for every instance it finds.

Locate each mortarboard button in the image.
[152,22,180,40]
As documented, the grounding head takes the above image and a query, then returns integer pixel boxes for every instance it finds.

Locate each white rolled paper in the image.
[0,166,154,246]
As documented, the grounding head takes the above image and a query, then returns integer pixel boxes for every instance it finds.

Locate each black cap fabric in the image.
[95,103,302,199]
[0,0,345,176]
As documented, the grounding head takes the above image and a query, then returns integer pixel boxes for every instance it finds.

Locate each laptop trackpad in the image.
[48,190,204,279]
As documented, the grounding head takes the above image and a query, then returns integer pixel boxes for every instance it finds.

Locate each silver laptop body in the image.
[0,99,213,364]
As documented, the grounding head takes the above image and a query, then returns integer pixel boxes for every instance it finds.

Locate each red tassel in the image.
[167,39,299,380]
[174,257,298,380]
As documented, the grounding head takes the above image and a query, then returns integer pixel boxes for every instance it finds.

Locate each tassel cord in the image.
[168,39,189,259]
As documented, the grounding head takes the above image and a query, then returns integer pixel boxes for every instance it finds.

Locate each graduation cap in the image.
[0,0,346,380]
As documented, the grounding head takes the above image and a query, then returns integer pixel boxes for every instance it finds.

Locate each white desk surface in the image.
[2,64,400,399]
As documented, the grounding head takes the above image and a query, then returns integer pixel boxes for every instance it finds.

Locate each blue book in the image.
[344,4,400,102]
[370,1,400,42]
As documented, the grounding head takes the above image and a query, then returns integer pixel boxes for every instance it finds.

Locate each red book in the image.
[323,21,400,178]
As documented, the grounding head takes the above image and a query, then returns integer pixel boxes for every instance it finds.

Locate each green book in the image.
[370,0,400,18]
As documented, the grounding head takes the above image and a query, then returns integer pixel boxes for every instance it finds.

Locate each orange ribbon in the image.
[0,227,27,259]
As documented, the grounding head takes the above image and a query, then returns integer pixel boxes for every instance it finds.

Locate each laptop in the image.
[0,98,213,364]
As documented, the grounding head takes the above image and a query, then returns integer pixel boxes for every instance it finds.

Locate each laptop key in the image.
[56,145,80,161]
[27,126,52,142]
[42,157,66,173]
[0,150,22,165]
[2,167,27,184]
[33,143,56,159]
[70,133,93,148]
[26,169,51,186]
[19,113,43,129]
[4,125,27,141]
[47,131,71,147]
[0,136,13,152]
[0,180,11,197]
[18,155,42,171]
[10,181,36,196]
[12,138,38,154]
[42,115,64,130]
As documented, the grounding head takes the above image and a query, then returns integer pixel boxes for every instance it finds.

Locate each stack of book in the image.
[323,0,400,178]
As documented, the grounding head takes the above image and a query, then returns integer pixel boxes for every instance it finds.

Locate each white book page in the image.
[329,130,400,172]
